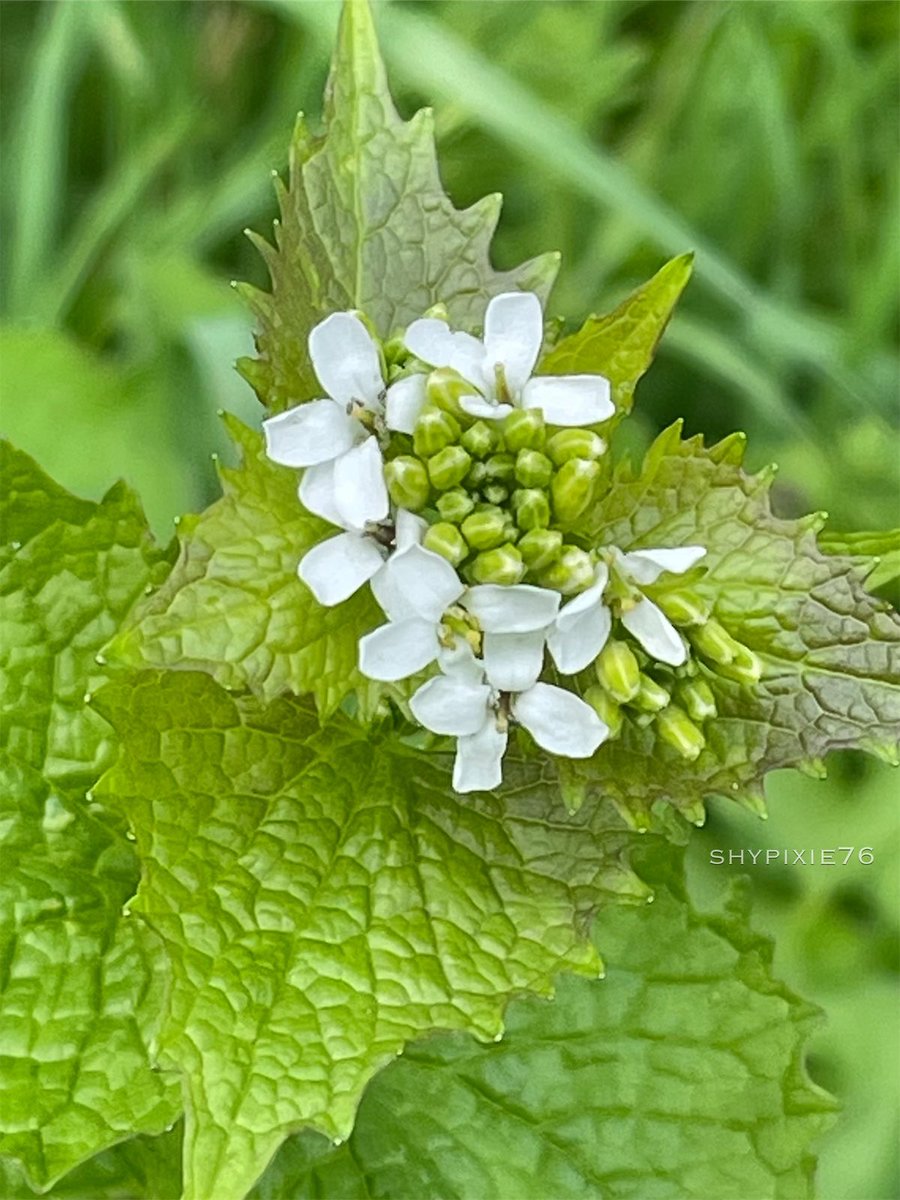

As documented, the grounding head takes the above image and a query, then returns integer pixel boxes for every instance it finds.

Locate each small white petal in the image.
[463,584,560,633]
[483,292,543,395]
[309,312,384,408]
[410,675,493,736]
[358,618,440,681]
[263,399,359,468]
[298,532,385,606]
[404,318,486,384]
[555,563,609,619]
[385,374,427,434]
[621,597,686,666]
[387,544,464,622]
[437,640,486,685]
[299,461,344,527]
[459,395,513,421]
[621,546,707,585]
[394,508,428,551]
[513,683,608,758]
[547,604,611,675]
[521,375,615,426]
[333,436,389,529]
[482,629,547,692]
[453,720,508,794]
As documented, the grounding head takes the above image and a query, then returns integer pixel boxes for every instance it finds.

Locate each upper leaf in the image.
[238,0,559,412]
[94,668,652,1200]
[819,525,900,591]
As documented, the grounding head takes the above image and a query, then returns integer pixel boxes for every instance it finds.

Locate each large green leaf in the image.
[0,445,180,1190]
[252,843,833,1200]
[237,0,558,412]
[93,668,651,1200]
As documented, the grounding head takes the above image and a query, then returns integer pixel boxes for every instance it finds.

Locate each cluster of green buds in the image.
[383,371,607,592]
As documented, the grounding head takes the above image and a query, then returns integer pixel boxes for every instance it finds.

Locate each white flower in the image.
[547,546,706,673]
[298,508,416,609]
[459,583,560,692]
[404,292,615,427]
[263,311,426,529]
[410,644,608,794]
[357,516,465,681]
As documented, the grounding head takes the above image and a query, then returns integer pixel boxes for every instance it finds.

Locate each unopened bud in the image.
[427,445,472,490]
[518,528,563,573]
[502,408,546,451]
[469,543,525,586]
[515,448,553,488]
[691,619,742,666]
[584,685,623,739]
[632,674,670,713]
[656,704,706,760]
[460,420,498,459]
[539,546,594,595]
[655,589,711,627]
[423,522,467,566]
[547,428,605,466]
[414,408,461,457]
[384,456,430,512]
[719,643,763,686]
[465,461,488,489]
[425,367,477,419]
[436,488,476,524]
[551,457,600,524]
[485,453,516,485]
[680,678,717,723]
[595,640,640,703]
[461,510,508,551]
[512,487,551,531]
[482,482,509,506]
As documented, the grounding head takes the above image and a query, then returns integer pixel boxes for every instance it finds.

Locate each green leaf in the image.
[0,445,180,1189]
[238,0,559,412]
[107,415,384,718]
[538,252,694,413]
[572,424,900,819]
[93,668,652,1200]
[253,844,833,1200]
[819,526,900,591]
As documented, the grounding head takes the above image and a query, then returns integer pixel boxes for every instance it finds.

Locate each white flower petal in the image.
[384,373,427,434]
[513,683,608,758]
[404,318,486,384]
[309,312,384,408]
[394,508,428,551]
[483,292,543,395]
[555,563,609,620]
[333,436,389,529]
[621,546,707,585]
[459,395,513,421]
[410,674,493,736]
[263,399,359,468]
[358,617,440,681]
[547,603,611,675]
[482,629,547,692]
[621,597,687,666]
[438,640,486,685]
[298,532,385,606]
[453,720,508,794]
[385,544,464,622]
[463,583,560,633]
[521,374,615,426]
[299,460,344,527]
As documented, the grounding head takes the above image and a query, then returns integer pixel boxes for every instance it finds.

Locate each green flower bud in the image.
[546,428,606,466]
[719,643,763,686]
[584,685,623,739]
[656,704,706,761]
[469,543,525,586]
[512,488,551,531]
[551,457,600,524]
[425,367,476,419]
[460,420,498,459]
[422,522,468,566]
[482,482,509,506]
[691,618,742,666]
[384,456,430,512]
[515,448,554,488]
[631,674,670,713]
[461,510,508,551]
[680,678,717,723]
[413,407,461,458]
[539,546,594,595]
[427,445,472,490]
[436,488,476,524]
[519,528,563,573]
[485,453,516,485]
[382,335,407,367]
[595,640,640,703]
[655,589,711,627]
[465,461,488,489]
[502,408,546,451]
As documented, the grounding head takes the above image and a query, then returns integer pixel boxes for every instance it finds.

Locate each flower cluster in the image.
[265,293,762,793]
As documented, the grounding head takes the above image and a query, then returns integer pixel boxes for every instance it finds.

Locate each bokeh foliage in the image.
[1,2,897,1197]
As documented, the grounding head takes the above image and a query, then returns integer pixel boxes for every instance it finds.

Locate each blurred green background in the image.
[0,1,897,1196]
